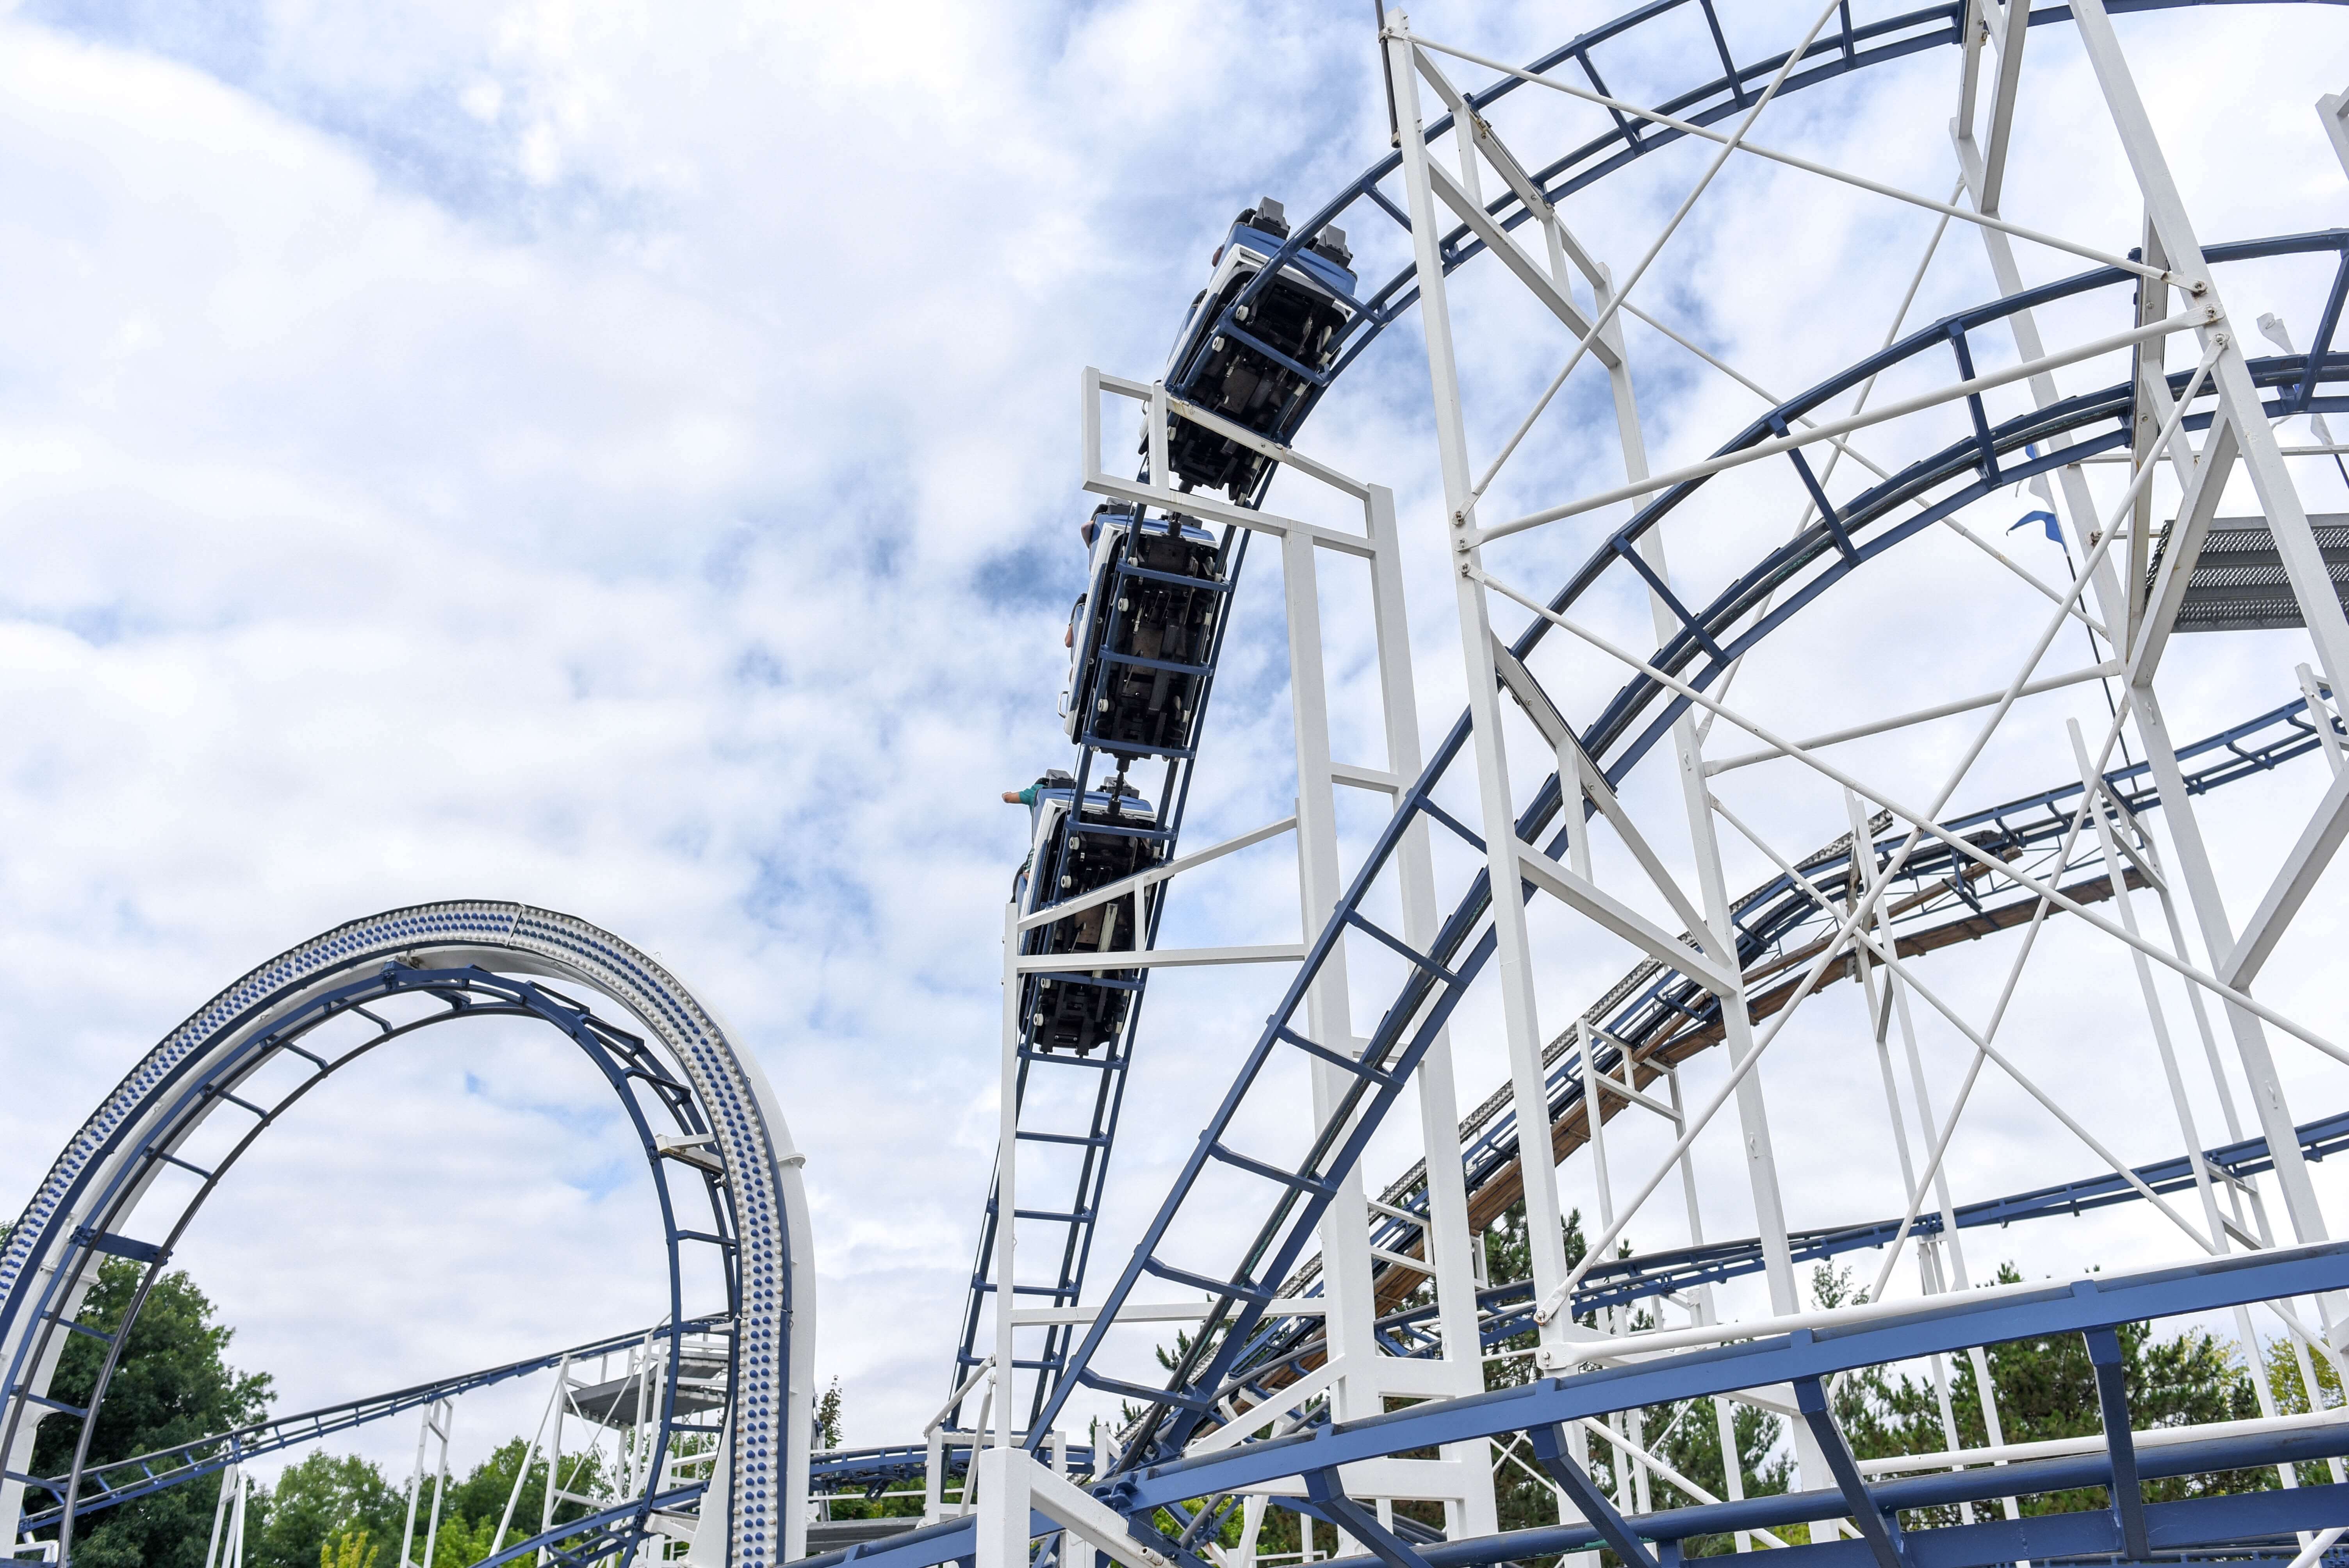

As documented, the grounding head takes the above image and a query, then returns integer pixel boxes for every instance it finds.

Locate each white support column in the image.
[1281,525,1380,1418]
[1386,14,1579,1363]
[2130,684,2334,1247]
[1367,482,1499,1537]
[972,1445,1034,1568]
[996,902,1023,1448]
[2072,0,2349,695]
[2068,0,2338,1256]
[1605,282,1804,1323]
[203,1461,239,1568]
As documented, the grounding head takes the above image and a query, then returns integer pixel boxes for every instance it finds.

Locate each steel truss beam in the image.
[1021,234,2349,1474]
[821,1245,2349,1568]
[944,0,2349,1445]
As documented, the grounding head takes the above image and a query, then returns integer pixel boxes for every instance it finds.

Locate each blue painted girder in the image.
[818,1245,2349,1568]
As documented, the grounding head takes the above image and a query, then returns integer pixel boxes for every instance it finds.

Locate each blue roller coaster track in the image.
[948,0,2349,1454]
[813,1245,2349,1568]
[0,904,813,1568]
[1027,235,2349,1483]
[8,1,2349,1563]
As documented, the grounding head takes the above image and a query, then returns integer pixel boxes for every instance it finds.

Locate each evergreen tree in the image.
[26,1258,273,1568]
[815,1380,844,1450]
[1818,1263,2270,1527]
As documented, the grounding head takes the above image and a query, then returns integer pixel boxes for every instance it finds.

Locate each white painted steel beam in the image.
[1705,663,2121,774]
[1403,32,2173,283]
[1011,943,1306,973]
[1424,159,1619,368]
[1388,14,1579,1365]
[1018,816,1297,932]
[1480,315,2185,541]
[2221,765,2349,990]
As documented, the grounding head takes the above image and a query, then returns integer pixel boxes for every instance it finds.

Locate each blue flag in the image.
[2011,510,2062,544]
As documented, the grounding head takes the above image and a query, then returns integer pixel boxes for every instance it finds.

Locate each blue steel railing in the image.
[13,1318,725,1532]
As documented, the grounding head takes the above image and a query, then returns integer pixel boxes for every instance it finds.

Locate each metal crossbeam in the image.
[1525,1422,1659,1568]
[1793,1374,1906,1568]
[2083,1327,2151,1558]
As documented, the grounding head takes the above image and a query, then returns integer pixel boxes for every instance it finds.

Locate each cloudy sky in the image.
[4,0,2348,1497]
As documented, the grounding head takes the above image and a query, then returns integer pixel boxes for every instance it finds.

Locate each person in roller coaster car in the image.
[1002,769,1141,807]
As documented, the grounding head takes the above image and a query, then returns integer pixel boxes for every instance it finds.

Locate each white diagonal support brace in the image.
[1512,843,1741,995]
[1482,314,2186,540]
[2221,764,2349,989]
[1018,816,1297,932]
[2128,413,2241,683]
[1011,944,1305,973]
[1424,160,1620,369]
[1493,639,1726,964]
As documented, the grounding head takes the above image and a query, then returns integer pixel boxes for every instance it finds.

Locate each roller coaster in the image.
[11,3,2349,1566]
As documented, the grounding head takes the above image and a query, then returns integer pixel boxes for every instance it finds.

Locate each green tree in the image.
[811,1382,925,1523]
[438,1434,611,1547]
[816,1379,844,1450]
[2267,1333,2347,1485]
[246,1452,405,1568]
[319,1529,380,1568]
[425,1513,506,1568]
[26,1259,273,1568]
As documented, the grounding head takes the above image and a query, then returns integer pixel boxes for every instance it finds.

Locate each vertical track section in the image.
[949,527,1253,1433]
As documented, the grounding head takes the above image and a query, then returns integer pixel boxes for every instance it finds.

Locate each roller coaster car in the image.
[1014,778,1162,1056]
[1059,504,1226,757]
[1157,196,1358,499]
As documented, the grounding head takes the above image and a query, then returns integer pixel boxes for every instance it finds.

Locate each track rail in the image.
[1025,230,2349,1474]
[12,1317,724,1532]
[0,903,811,1566]
[949,0,2349,1435]
[838,1244,2349,1568]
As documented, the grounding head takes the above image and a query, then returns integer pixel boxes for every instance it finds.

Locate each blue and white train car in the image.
[1058,503,1227,759]
[1160,196,1357,499]
[1011,772,1163,1056]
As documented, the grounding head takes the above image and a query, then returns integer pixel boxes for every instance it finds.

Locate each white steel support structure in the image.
[1387,11,1834,1518]
[2064,0,2346,1266]
[1941,0,2349,1282]
[1388,0,1813,1368]
[1343,0,2349,1545]
[818,8,2349,1565]
[978,372,1502,1561]
[1383,17,1581,1384]
[399,1398,453,1568]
